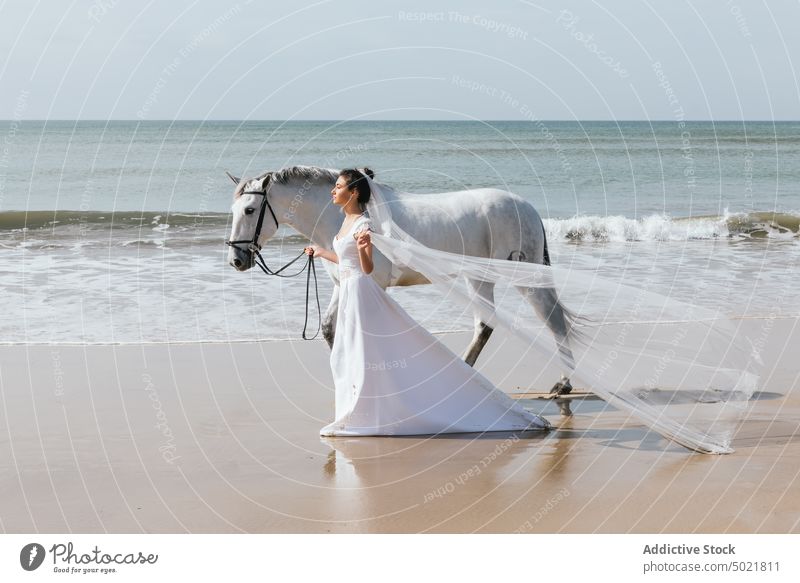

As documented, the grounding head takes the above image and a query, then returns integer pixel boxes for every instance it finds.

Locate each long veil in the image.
[359,169,759,454]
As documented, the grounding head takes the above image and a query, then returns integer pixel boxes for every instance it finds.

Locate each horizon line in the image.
[2,118,799,123]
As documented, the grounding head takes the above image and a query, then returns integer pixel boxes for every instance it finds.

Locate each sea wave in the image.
[544,211,800,242]
[2,209,798,247]
[0,210,231,231]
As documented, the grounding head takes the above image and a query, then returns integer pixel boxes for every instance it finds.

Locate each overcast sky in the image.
[1,0,798,120]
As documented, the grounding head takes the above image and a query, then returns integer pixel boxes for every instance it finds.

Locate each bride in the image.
[304,167,550,436]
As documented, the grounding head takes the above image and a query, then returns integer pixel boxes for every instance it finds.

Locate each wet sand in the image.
[0,317,798,533]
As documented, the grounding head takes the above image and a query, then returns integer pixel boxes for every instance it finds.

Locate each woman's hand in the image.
[304,244,338,264]
[355,229,371,251]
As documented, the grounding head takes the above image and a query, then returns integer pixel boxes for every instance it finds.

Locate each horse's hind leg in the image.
[516,286,575,396]
[322,285,340,349]
[461,278,495,367]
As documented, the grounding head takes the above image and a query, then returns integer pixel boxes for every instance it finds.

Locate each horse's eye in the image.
[244,207,255,215]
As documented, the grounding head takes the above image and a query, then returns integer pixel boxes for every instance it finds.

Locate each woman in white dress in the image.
[304,168,550,437]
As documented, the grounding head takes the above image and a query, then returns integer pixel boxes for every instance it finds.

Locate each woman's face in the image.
[331,176,354,207]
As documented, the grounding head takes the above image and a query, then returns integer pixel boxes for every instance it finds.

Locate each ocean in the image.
[1,120,798,344]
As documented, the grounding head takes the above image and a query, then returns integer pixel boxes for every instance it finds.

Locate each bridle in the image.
[225,173,322,340]
[225,173,279,255]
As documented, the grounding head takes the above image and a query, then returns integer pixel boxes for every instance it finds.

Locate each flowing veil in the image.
[359,169,760,454]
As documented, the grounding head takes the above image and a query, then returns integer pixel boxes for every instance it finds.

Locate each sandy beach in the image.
[0,317,797,534]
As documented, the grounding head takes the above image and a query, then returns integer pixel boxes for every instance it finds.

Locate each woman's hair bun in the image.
[362,167,374,180]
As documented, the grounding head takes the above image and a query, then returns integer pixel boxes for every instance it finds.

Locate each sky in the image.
[1,0,798,120]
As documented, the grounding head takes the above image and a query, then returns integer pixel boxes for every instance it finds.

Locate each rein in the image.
[225,178,322,340]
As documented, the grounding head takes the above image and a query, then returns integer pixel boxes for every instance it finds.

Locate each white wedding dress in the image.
[320,213,550,437]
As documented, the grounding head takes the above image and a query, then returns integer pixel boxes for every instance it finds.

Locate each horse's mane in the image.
[234,165,395,199]
[271,165,340,185]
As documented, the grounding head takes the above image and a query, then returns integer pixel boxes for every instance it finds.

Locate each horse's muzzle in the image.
[228,246,254,271]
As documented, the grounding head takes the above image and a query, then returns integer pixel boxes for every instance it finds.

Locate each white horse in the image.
[226,165,574,393]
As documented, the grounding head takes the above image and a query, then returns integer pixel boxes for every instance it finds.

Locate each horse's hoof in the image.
[549,378,573,395]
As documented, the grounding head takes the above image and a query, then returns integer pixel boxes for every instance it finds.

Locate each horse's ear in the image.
[225,171,240,185]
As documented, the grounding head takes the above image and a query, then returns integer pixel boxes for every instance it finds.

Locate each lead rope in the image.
[251,248,322,340]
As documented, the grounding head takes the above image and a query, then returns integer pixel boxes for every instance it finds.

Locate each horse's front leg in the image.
[322,284,339,349]
[461,278,495,367]
[463,322,494,367]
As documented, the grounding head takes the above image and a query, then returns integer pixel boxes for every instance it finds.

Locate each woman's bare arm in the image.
[304,245,338,263]
[355,229,373,274]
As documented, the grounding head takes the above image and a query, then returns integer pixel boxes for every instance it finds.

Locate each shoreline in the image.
[0,318,797,533]
[2,314,799,347]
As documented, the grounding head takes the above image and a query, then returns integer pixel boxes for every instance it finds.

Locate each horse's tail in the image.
[540,216,551,266]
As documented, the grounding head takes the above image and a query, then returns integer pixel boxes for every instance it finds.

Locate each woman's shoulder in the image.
[356,213,373,230]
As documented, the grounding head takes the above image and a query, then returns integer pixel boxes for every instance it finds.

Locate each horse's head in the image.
[226,171,279,271]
